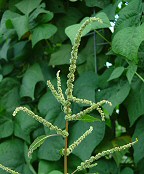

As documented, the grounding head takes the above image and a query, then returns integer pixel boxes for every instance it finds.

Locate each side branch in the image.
[74,138,138,172]
[0,164,20,174]
[13,107,68,137]
[62,126,93,156]
[66,17,103,99]
[47,80,65,106]
[66,100,112,121]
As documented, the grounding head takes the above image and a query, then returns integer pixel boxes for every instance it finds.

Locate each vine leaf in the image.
[28,134,58,158]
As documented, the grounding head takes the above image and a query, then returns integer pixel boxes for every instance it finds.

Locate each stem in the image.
[71,169,78,174]
[94,30,111,45]
[135,72,144,82]
[64,121,69,174]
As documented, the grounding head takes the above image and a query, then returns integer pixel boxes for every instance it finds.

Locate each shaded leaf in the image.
[107,67,124,81]
[125,79,144,125]
[132,116,144,164]
[85,0,110,9]
[89,159,118,174]
[120,167,134,174]
[20,63,44,100]
[28,134,58,157]
[32,24,57,47]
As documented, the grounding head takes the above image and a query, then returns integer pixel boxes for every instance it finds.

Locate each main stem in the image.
[64,120,69,174]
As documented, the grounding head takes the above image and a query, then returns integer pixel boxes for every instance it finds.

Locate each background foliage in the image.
[0,0,144,174]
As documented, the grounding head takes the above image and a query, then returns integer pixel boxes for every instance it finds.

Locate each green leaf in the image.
[78,114,101,122]
[0,139,24,171]
[38,136,64,161]
[11,15,29,39]
[52,7,83,43]
[126,64,137,84]
[69,121,105,161]
[120,167,134,174]
[49,171,63,174]
[0,115,13,138]
[115,0,142,31]
[107,67,125,81]
[0,10,20,34]
[28,134,58,157]
[85,0,110,9]
[38,160,62,174]
[14,107,39,143]
[97,80,130,115]
[32,24,57,47]
[89,159,118,174]
[49,44,71,66]
[15,0,42,16]
[44,107,65,135]
[125,79,144,125]
[65,12,110,44]
[74,72,98,103]
[20,63,44,100]
[0,86,20,113]
[0,39,10,60]
[112,24,144,63]
[133,116,144,164]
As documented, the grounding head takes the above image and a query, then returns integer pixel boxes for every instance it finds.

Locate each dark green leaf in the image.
[85,0,110,9]
[14,108,39,142]
[15,0,42,16]
[74,72,98,103]
[125,79,144,125]
[89,159,118,174]
[20,63,44,100]
[0,115,13,138]
[120,167,134,174]
[69,121,105,161]
[28,134,58,157]
[38,136,64,161]
[112,24,144,63]
[32,24,57,47]
[97,80,130,115]
[132,116,144,164]
[126,64,137,84]
[44,107,65,134]
[49,44,71,66]
[107,67,124,81]
[0,139,25,171]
